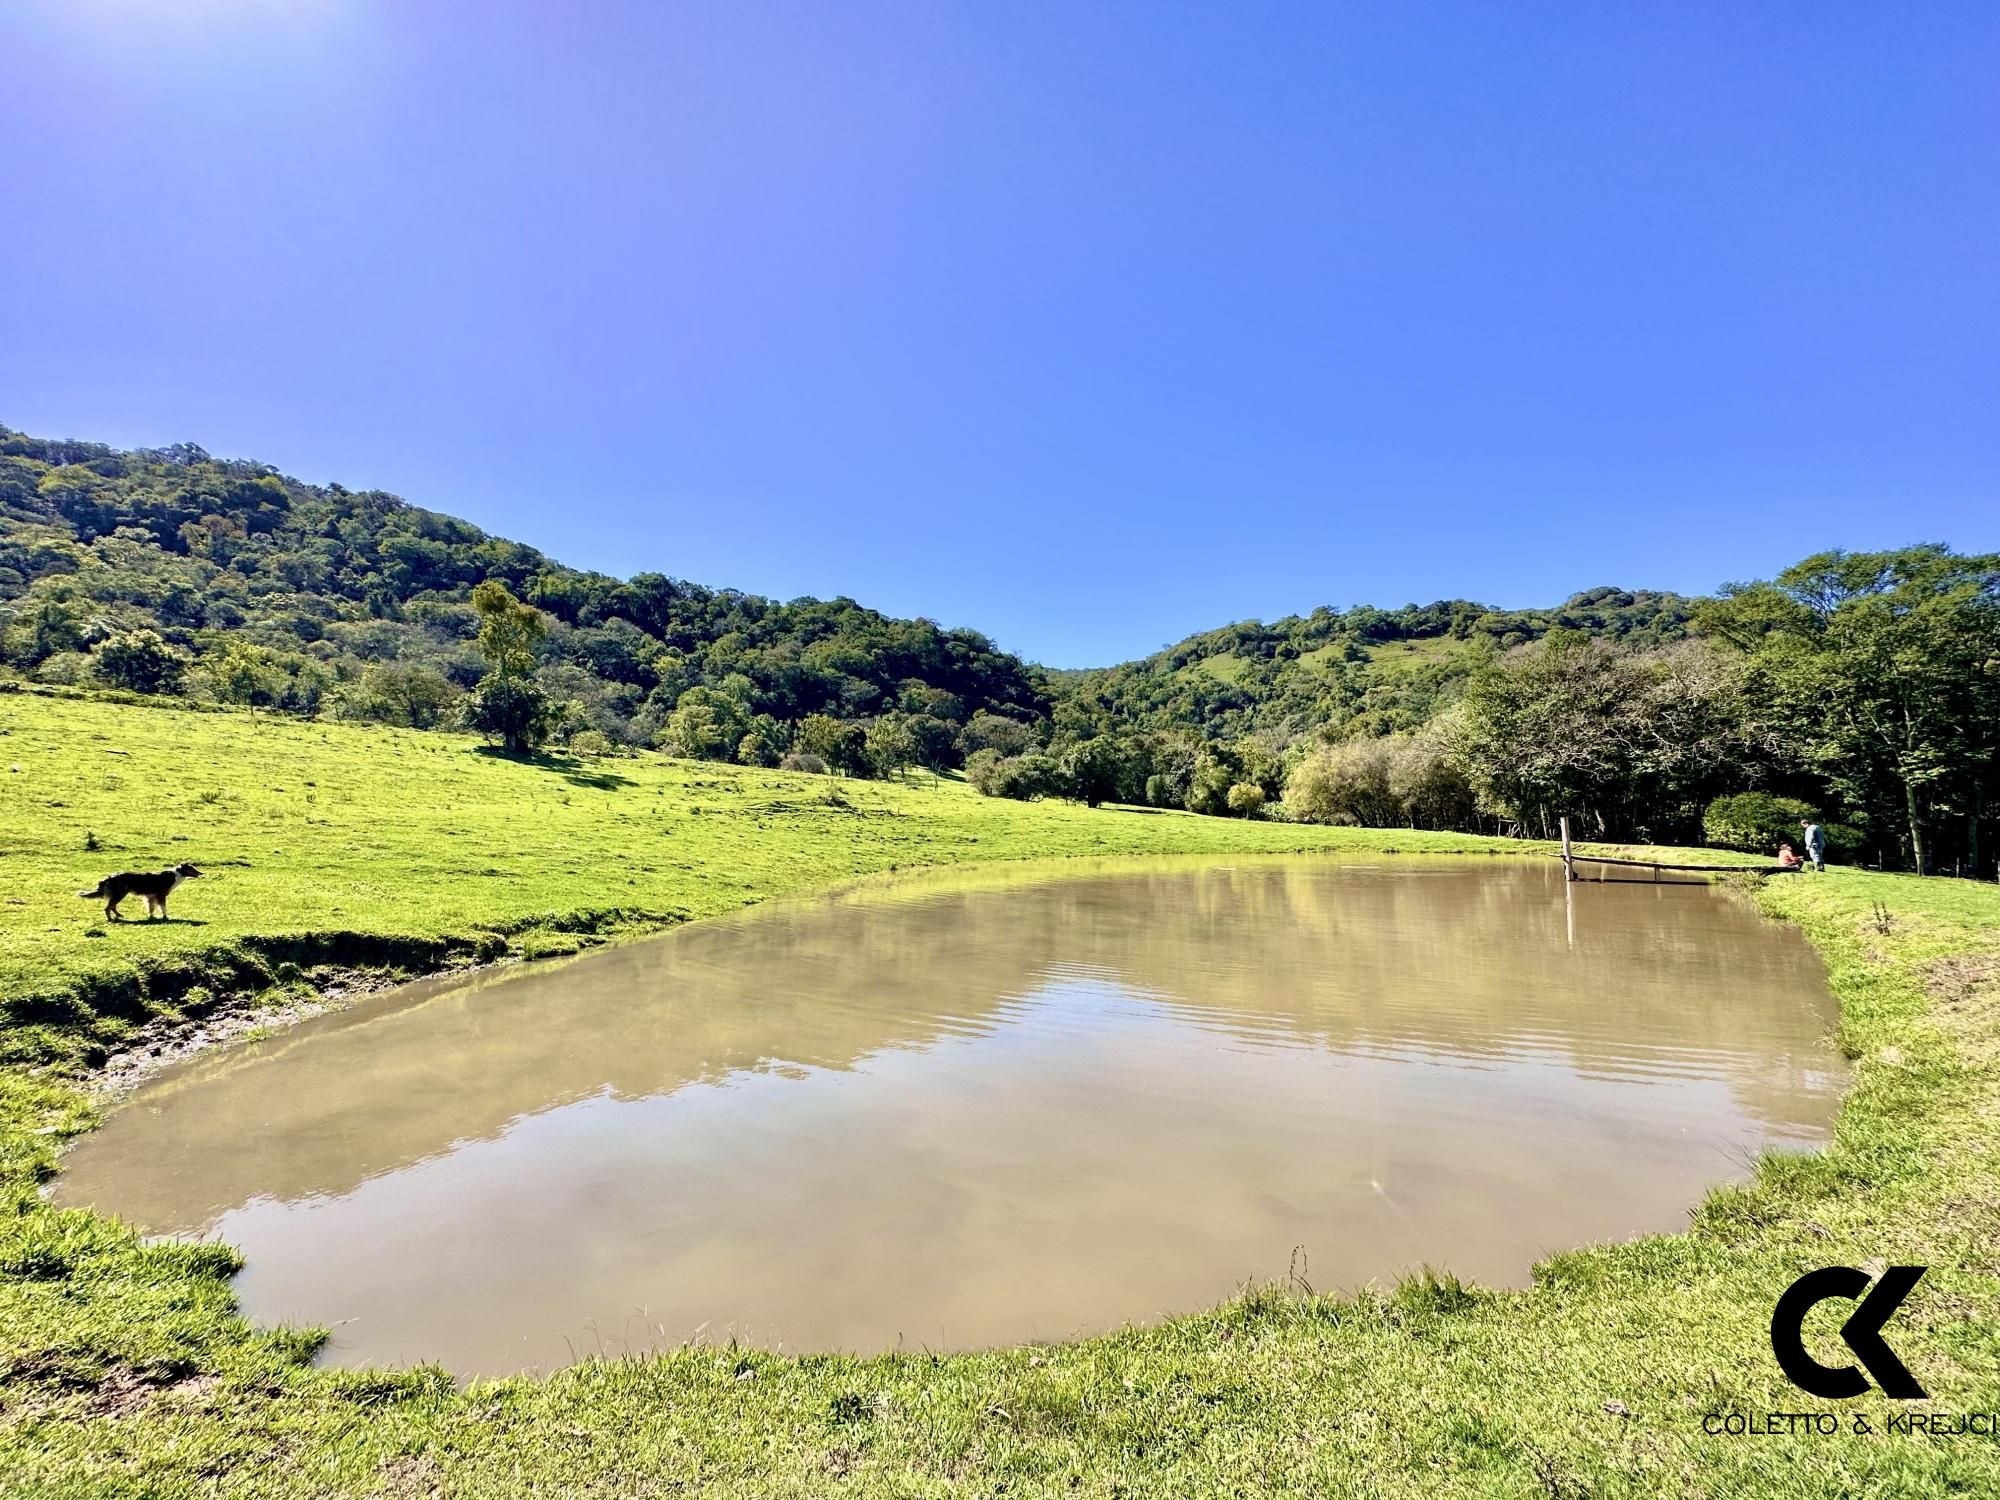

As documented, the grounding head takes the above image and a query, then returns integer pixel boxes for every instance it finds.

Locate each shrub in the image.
[567,729,613,758]
[1226,782,1266,817]
[736,715,788,768]
[343,662,460,728]
[964,749,1005,794]
[32,651,92,686]
[89,630,190,695]
[966,749,1058,801]
[778,751,828,775]
[1702,792,1819,854]
[1286,739,1399,826]
[957,711,1035,759]
[1184,758,1235,816]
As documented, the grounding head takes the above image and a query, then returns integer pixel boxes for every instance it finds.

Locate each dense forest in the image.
[3,425,1995,876]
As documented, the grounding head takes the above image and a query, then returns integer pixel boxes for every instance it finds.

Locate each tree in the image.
[736,714,789,767]
[1139,732,1202,808]
[1285,738,1400,826]
[19,592,83,664]
[1700,547,2000,874]
[965,750,1059,800]
[1226,781,1266,817]
[1453,632,1648,838]
[1388,715,1479,829]
[796,713,869,775]
[460,579,558,752]
[865,713,918,780]
[1231,737,1285,799]
[471,579,547,680]
[1184,753,1236,817]
[90,630,189,695]
[354,661,460,728]
[1058,736,1127,807]
[462,675,559,754]
[198,641,288,707]
[904,713,961,772]
[660,687,748,760]
[958,711,1036,759]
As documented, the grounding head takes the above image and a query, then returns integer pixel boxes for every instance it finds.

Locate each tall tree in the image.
[1700,547,2000,875]
[470,579,546,681]
[466,580,555,753]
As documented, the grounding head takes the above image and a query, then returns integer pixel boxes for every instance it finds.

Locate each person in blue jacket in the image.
[1799,818,1827,872]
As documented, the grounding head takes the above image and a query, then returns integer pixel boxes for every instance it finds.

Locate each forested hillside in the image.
[4,425,1995,875]
[0,427,1049,768]
[1055,587,1694,741]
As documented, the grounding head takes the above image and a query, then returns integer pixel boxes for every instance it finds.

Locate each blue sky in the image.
[5,1,1996,667]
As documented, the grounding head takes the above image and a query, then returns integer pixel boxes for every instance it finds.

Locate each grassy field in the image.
[1359,634,1477,676]
[1178,653,1252,686]
[2,689,1998,1496]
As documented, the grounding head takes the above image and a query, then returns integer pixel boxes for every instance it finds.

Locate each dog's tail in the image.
[77,882,105,899]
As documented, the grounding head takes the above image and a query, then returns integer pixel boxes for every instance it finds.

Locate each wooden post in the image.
[1560,816,1575,882]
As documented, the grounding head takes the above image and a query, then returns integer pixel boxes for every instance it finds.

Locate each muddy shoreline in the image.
[79,921,689,1104]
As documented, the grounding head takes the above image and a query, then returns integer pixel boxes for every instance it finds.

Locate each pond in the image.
[54,856,1845,1375]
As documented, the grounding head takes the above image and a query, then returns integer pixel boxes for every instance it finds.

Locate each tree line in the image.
[3,427,1993,875]
[974,547,1996,878]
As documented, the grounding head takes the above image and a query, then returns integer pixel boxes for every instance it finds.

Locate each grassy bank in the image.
[2,689,1520,1069]
[2,692,1997,1495]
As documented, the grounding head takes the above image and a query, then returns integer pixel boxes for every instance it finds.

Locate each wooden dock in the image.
[1558,817,1797,883]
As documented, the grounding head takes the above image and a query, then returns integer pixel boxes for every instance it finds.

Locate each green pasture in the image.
[1,690,1996,1496]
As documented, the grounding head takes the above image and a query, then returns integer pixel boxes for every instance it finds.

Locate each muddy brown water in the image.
[54,856,1845,1375]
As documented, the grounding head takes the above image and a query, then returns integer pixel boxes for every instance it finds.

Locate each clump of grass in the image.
[516,929,585,961]
[1386,1266,1482,1323]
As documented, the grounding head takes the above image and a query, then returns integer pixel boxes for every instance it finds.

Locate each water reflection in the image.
[55,856,1843,1373]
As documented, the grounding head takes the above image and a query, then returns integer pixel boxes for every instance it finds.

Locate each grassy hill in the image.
[2,691,1999,1495]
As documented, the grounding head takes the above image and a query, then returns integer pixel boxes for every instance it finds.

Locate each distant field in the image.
[1359,635,1475,675]
[3,689,1997,1497]
[1176,652,1252,686]
[1169,634,1472,687]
